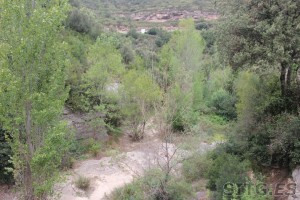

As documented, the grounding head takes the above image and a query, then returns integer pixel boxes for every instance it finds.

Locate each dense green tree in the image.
[84,34,124,106]
[157,19,207,131]
[216,0,300,111]
[0,128,13,184]
[121,69,161,140]
[0,0,71,199]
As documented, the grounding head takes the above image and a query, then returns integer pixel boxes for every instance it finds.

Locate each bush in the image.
[224,181,272,200]
[127,28,139,39]
[195,22,209,30]
[147,28,159,35]
[201,29,215,54]
[171,110,186,132]
[75,176,90,191]
[182,153,212,182]
[109,180,144,200]
[166,179,194,200]
[209,89,236,120]
[66,9,93,34]
[109,169,193,200]
[206,151,250,199]
[84,138,102,157]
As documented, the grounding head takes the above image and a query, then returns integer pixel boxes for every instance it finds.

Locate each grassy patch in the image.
[75,176,91,191]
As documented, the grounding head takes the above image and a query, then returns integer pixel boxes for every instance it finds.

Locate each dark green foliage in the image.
[171,110,185,132]
[69,0,80,7]
[206,151,250,199]
[201,29,215,54]
[216,0,300,110]
[119,44,135,64]
[195,22,209,30]
[215,0,300,173]
[155,30,171,48]
[66,9,93,34]
[182,153,212,182]
[126,28,139,39]
[209,89,236,120]
[0,128,13,184]
[147,28,159,35]
[245,114,300,169]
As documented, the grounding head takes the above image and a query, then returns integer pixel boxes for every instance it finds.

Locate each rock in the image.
[289,167,300,200]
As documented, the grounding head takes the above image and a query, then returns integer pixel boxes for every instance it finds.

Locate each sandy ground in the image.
[57,122,177,200]
[0,186,17,200]
[0,120,214,200]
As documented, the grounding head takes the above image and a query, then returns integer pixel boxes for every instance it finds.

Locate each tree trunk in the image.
[280,64,292,110]
[24,102,34,200]
[24,161,34,200]
[297,67,300,110]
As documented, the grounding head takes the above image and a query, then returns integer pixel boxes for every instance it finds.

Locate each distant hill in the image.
[82,0,215,12]
[75,0,216,32]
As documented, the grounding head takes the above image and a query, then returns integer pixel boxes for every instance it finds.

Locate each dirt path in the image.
[0,120,214,200]
[57,119,215,200]
[57,121,169,200]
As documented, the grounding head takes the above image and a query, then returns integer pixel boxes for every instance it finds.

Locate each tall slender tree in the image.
[0,0,70,199]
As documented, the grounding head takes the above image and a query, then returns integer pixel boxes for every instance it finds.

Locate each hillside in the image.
[74,0,217,31]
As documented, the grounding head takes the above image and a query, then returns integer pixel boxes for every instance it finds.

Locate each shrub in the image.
[147,28,159,35]
[66,9,93,34]
[166,179,194,200]
[209,89,236,120]
[127,28,139,39]
[195,22,209,30]
[206,151,250,199]
[109,180,144,200]
[223,181,272,200]
[75,176,90,191]
[89,142,101,157]
[84,138,102,157]
[109,169,193,200]
[171,110,186,132]
[201,29,215,54]
[182,153,212,182]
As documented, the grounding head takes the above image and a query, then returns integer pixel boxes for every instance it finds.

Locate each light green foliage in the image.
[158,19,205,88]
[204,67,236,119]
[75,34,125,136]
[223,181,271,200]
[0,0,71,198]
[85,34,124,103]
[121,69,161,140]
[235,71,263,127]
[109,169,193,200]
[235,71,281,129]
[157,19,206,132]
